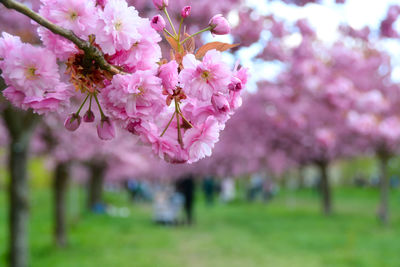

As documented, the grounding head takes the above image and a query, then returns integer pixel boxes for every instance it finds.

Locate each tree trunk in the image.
[377,152,390,225]
[87,163,105,211]
[8,133,30,267]
[53,162,69,247]
[318,161,332,215]
[2,106,38,267]
[298,166,305,189]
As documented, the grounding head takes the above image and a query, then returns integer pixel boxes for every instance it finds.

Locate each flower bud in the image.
[64,113,81,131]
[96,0,107,8]
[209,14,230,35]
[152,0,168,10]
[181,6,191,18]
[83,110,95,123]
[211,93,230,113]
[97,117,115,140]
[151,15,166,32]
[127,120,141,135]
[228,77,243,92]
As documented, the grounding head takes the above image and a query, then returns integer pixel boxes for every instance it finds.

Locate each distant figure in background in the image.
[220,177,235,203]
[263,176,276,202]
[390,175,400,188]
[203,175,216,206]
[247,173,264,201]
[126,180,152,202]
[353,175,368,188]
[153,184,183,225]
[176,174,196,225]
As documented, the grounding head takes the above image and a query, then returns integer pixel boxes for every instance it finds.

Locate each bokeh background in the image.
[1,0,400,266]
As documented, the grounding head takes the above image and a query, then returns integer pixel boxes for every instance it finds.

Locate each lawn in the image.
[0,185,400,267]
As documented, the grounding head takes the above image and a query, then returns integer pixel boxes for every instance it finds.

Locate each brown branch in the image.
[0,0,121,75]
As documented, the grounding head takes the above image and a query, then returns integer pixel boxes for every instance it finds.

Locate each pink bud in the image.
[209,14,230,35]
[97,117,115,140]
[211,93,230,113]
[127,120,141,135]
[83,110,95,123]
[228,77,243,92]
[152,0,168,10]
[64,114,81,131]
[96,0,107,8]
[151,15,166,32]
[181,6,191,18]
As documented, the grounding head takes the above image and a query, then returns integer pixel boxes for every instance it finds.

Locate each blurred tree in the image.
[1,74,39,267]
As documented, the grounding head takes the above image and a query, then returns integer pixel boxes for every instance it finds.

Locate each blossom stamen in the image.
[25,66,37,80]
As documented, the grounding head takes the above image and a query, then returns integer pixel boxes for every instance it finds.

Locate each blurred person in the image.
[390,175,400,188]
[126,180,152,202]
[247,173,264,201]
[153,184,183,225]
[202,175,216,206]
[176,174,196,225]
[353,174,368,188]
[220,177,236,203]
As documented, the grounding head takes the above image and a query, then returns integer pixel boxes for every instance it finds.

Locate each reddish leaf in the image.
[183,33,195,53]
[195,42,239,59]
[165,35,179,52]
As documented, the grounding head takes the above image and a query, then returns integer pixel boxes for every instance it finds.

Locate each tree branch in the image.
[0,0,121,75]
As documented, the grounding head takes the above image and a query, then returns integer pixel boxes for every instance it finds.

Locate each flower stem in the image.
[88,95,92,110]
[178,17,183,40]
[177,17,184,51]
[93,93,106,119]
[75,94,90,116]
[163,29,175,38]
[160,111,176,137]
[180,26,212,45]
[176,113,183,147]
[176,105,194,128]
[163,7,177,37]
[174,98,183,147]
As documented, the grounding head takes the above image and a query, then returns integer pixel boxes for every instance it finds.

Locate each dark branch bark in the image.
[0,0,121,75]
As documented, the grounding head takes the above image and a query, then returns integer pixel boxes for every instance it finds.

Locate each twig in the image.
[0,0,121,75]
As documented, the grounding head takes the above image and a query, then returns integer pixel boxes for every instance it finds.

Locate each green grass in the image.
[0,186,400,267]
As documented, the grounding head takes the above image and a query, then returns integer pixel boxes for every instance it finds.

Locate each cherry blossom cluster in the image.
[0,0,248,164]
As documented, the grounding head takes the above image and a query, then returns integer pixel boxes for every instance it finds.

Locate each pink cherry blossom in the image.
[96,0,142,55]
[37,28,78,61]
[183,117,221,163]
[109,18,161,72]
[179,49,231,101]
[101,70,165,124]
[0,33,71,114]
[39,0,99,37]
[158,60,178,95]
